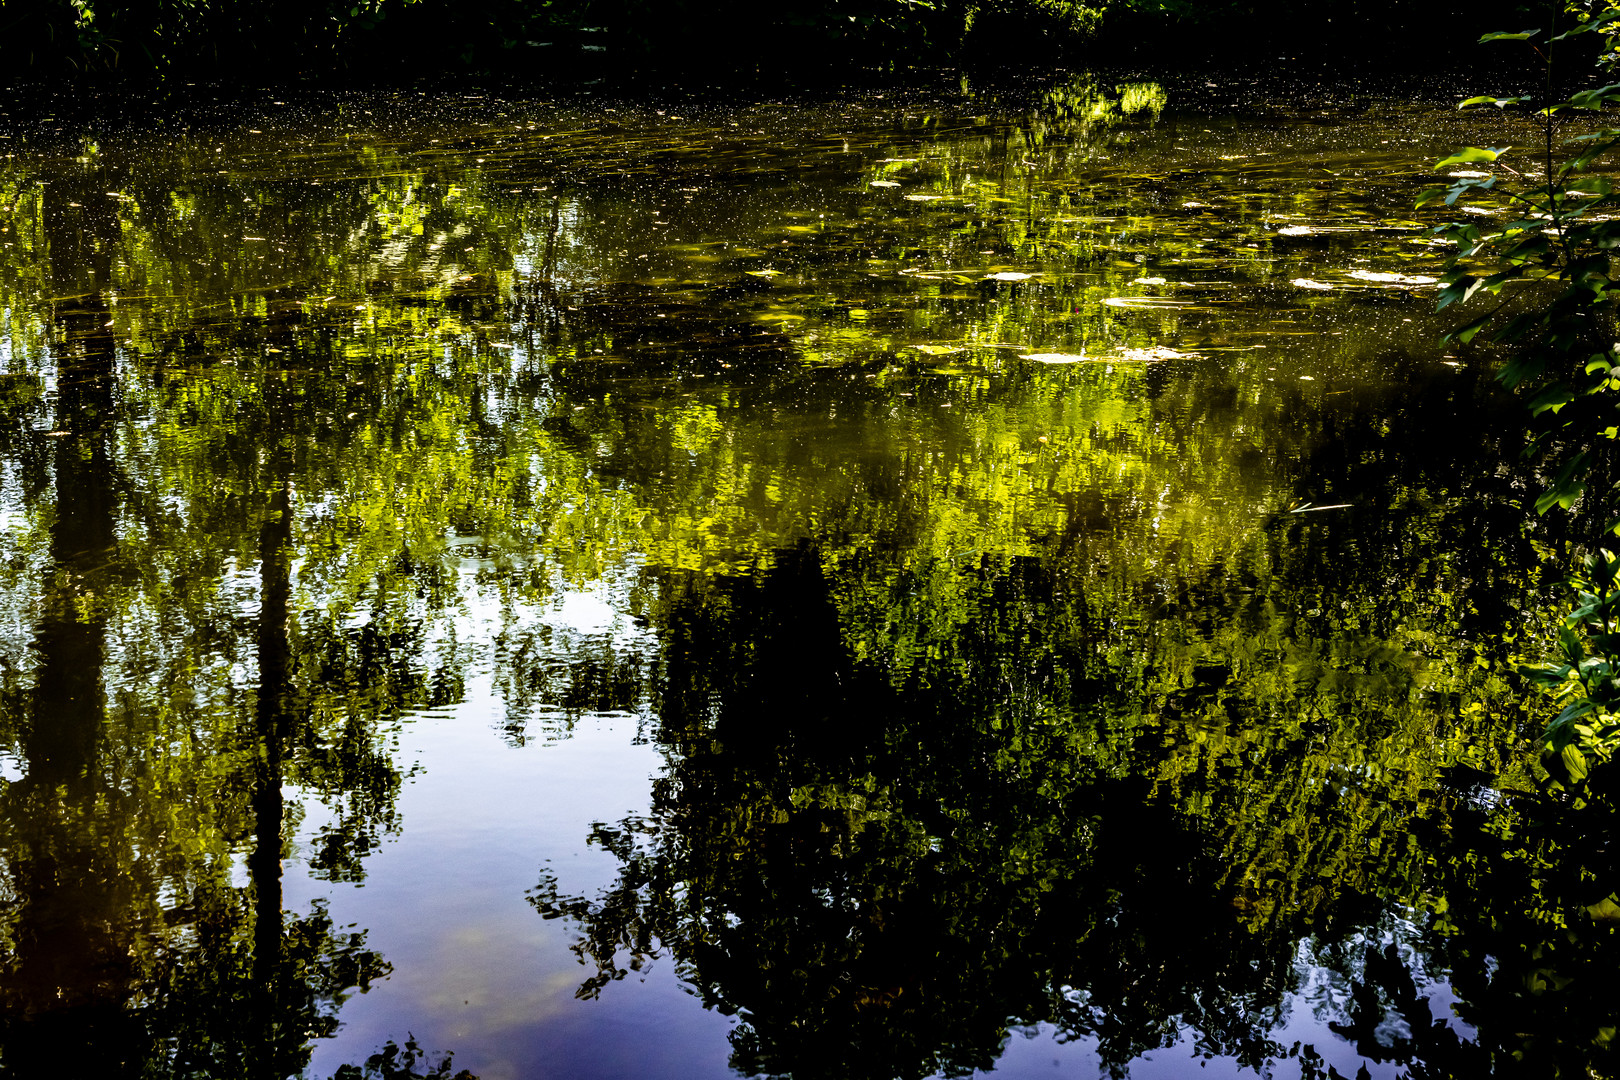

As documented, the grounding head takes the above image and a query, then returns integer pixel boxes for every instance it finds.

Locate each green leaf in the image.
[1561,623,1588,659]
[1520,663,1573,686]
[1558,697,1599,725]
[1436,275,1477,310]
[1534,450,1592,513]
[1537,481,1586,514]
[1572,595,1604,622]
[1570,84,1620,110]
[1562,742,1592,782]
[1435,147,1510,170]
[1443,313,1493,345]
[1459,94,1533,108]
[1473,271,1516,299]
[1479,29,1539,42]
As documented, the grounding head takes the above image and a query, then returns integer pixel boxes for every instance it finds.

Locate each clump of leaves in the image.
[1520,548,1620,786]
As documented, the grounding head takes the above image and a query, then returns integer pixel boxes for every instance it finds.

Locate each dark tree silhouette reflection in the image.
[0,165,460,1080]
[534,534,1620,1080]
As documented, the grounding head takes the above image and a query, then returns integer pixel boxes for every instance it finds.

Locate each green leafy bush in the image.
[1425,2,1620,785]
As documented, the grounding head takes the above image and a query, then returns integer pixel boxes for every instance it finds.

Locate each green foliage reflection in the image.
[0,84,1602,1078]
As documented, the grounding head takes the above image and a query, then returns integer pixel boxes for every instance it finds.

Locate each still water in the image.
[0,76,1610,1079]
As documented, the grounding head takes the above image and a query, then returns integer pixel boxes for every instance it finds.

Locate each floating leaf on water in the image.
[1276,223,1368,236]
[1103,295,1191,307]
[1119,346,1198,362]
[869,180,901,188]
[1132,276,1169,285]
[1291,278,1334,290]
[745,269,784,277]
[1347,269,1438,286]
[910,344,964,355]
[984,271,1036,281]
[1022,346,1193,364]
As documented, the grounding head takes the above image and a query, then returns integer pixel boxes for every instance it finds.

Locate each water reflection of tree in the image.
[534,548,1295,1077]
[0,172,447,1078]
[0,218,143,1071]
[1,92,1615,1080]
[529,476,1611,1080]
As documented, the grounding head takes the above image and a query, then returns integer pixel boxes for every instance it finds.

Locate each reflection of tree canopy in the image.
[533,520,1616,1078]
[0,87,1612,1079]
[0,156,448,1076]
[523,365,1603,1078]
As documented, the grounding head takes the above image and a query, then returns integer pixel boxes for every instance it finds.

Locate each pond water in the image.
[0,76,1612,1080]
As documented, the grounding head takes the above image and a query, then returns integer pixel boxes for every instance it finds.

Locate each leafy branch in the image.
[1427,2,1620,784]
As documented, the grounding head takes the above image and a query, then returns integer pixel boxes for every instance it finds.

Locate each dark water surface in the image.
[0,77,1613,1079]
